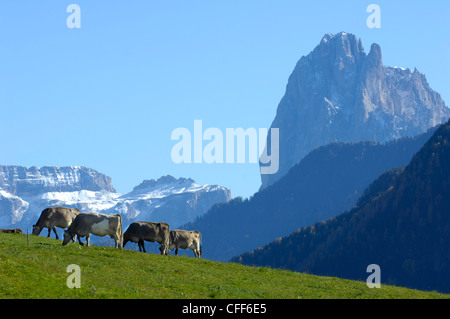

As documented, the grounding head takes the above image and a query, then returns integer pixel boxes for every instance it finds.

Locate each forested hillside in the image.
[235,120,450,293]
[184,128,436,261]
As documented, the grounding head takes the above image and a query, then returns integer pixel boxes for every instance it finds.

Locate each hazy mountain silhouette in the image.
[183,127,437,262]
[237,119,450,293]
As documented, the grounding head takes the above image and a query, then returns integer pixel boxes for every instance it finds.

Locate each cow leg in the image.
[175,247,179,256]
[113,235,122,249]
[86,234,90,247]
[53,227,59,240]
[195,243,201,258]
[111,235,117,249]
[47,228,52,238]
[77,235,84,246]
[139,240,146,253]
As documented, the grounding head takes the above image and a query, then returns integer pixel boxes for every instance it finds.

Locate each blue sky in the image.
[1,1,449,198]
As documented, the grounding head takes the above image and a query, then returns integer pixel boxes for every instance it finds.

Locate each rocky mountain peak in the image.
[260,32,450,189]
[132,175,195,192]
[366,43,383,70]
[316,32,364,60]
[0,165,115,196]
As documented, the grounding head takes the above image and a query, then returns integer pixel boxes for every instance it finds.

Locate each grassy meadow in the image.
[0,232,447,299]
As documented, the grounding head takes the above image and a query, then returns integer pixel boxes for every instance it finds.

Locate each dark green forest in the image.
[183,127,437,262]
[234,120,450,293]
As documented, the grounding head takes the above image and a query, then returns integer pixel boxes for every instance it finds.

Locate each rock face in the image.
[0,166,231,231]
[0,189,29,226]
[261,32,450,188]
[0,166,116,196]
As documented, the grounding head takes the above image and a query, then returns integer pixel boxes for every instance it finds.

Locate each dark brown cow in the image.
[32,207,80,239]
[0,229,23,234]
[123,221,170,255]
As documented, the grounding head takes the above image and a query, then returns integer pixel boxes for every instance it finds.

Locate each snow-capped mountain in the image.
[0,166,231,230]
[104,176,231,227]
[260,32,450,188]
[0,165,116,196]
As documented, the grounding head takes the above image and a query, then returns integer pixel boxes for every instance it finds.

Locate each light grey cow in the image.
[169,230,202,258]
[62,213,123,249]
[32,207,80,239]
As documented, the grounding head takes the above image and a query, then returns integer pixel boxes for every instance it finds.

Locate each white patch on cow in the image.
[91,219,110,236]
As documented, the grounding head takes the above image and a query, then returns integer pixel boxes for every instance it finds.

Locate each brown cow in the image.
[123,221,170,255]
[32,207,80,239]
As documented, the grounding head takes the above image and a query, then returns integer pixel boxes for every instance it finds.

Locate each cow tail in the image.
[200,232,203,256]
[117,214,123,249]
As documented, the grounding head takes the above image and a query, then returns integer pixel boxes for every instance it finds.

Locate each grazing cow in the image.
[123,221,170,255]
[62,213,123,249]
[169,230,202,258]
[32,207,80,239]
[0,229,23,234]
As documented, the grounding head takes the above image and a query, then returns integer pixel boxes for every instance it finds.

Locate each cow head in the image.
[159,244,169,255]
[167,241,175,253]
[62,229,73,246]
[32,224,42,236]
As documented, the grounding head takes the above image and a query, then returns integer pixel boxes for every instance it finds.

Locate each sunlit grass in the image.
[0,233,447,299]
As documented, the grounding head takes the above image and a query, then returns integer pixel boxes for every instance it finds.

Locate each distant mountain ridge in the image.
[182,127,437,262]
[238,119,450,293]
[108,175,231,227]
[0,167,231,231]
[261,32,450,188]
[0,166,115,196]
[132,176,194,192]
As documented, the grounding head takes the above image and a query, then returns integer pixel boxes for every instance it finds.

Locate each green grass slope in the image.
[0,233,447,299]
